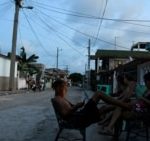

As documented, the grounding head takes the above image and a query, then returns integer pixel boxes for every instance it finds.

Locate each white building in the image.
[0,54,18,90]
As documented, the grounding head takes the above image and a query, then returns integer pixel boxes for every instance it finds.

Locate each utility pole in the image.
[115,36,117,50]
[56,48,62,69]
[115,36,119,50]
[88,39,91,89]
[56,48,58,69]
[9,0,33,91]
[66,65,69,72]
[9,0,21,91]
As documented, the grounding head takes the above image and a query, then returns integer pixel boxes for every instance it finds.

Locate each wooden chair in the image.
[51,98,86,141]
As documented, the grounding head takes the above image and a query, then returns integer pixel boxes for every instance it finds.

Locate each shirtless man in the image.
[52,79,131,128]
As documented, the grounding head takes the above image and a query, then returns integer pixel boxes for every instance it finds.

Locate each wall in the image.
[17,77,27,89]
[0,57,18,90]
[137,61,150,85]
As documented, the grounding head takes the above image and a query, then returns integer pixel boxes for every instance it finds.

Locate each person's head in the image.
[144,72,150,89]
[117,74,125,86]
[123,73,135,85]
[52,79,67,97]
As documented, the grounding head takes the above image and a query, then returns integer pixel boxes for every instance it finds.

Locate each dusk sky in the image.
[0,0,150,73]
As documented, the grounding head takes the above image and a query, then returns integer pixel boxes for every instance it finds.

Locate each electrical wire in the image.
[32,10,84,56]
[0,1,10,6]
[22,10,55,58]
[93,0,108,47]
[0,2,12,18]
[32,2,150,23]
[32,1,150,29]
[32,9,87,49]
[35,8,129,50]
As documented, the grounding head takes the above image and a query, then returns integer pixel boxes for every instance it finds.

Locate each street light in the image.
[21,6,33,9]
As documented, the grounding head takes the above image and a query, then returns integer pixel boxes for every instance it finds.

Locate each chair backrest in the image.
[51,98,65,127]
[51,99,86,141]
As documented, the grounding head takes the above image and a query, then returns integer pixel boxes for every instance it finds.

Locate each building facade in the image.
[0,54,18,90]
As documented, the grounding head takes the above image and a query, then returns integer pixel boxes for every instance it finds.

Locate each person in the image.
[52,79,131,128]
[102,72,150,134]
[98,73,136,127]
[111,74,126,97]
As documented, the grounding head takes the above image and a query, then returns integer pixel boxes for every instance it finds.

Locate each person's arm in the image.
[140,97,150,106]
[73,102,84,110]
[56,98,84,118]
[99,93,131,110]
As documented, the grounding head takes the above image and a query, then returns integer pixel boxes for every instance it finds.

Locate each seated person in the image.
[102,72,150,134]
[111,74,127,97]
[98,73,136,126]
[52,79,131,128]
[117,73,136,101]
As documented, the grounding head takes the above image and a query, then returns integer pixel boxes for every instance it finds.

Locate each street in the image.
[0,87,145,141]
[0,87,86,141]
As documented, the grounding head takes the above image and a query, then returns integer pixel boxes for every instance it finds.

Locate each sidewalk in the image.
[0,90,28,96]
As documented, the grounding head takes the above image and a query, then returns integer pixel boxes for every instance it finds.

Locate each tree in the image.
[69,73,83,85]
[17,47,39,77]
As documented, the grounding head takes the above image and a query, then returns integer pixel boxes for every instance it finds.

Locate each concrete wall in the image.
[0,56,18,90]
[0,57,17,78]
[18,77,27,89]
[0,76,17,90]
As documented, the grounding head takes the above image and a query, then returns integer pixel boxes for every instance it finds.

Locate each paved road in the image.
[0,87,86,141]
[0,87,144,141]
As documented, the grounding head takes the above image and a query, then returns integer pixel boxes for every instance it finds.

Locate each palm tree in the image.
[17,47,39,77]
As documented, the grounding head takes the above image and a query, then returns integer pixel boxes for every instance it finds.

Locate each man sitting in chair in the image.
[52,79,133,128]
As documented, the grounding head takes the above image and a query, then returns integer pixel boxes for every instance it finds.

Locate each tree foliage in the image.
[17,47,39,76]
[69,73,83,83]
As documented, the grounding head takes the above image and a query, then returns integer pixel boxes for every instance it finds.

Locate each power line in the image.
[35,8,129,50]
[22,10,55,58]
[32,10,84,56]
[30,1,150,28]
[32,1,92,17]
[94,0,108,46]
[32,2,150,29]
[0,1,10,6]
[0,2,13,17]
[32,2,150,23]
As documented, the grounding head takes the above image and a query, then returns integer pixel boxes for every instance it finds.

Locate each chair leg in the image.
[55,128,63,141]
[145,125,149,141]
[125,121,131,141]
[125,130,130,141]
[114,118,123,139]
[80,129,86,141]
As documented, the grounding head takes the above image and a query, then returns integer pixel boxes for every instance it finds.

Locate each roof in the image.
[114,59,148,71]
[90,49,150,60]
[131,42,150,50]
[0,53,9,59]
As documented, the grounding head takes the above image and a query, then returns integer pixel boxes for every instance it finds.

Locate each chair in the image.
[125,115,149,141]
[51,98,86,141]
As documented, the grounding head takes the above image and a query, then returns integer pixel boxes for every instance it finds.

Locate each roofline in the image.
[0,53,10,59]
[90,49,150,60]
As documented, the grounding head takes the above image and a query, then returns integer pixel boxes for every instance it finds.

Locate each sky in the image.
[0,0,150,74]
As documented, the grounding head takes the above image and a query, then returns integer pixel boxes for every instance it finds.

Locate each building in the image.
[45,68,69,88]
[0,54,18,90]
[90,47,150,92]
